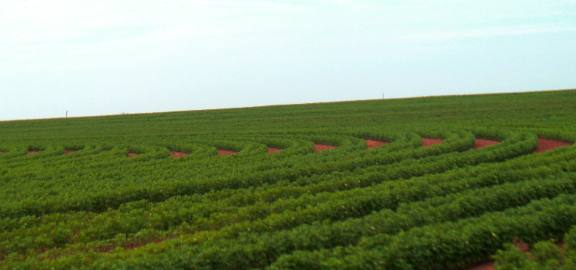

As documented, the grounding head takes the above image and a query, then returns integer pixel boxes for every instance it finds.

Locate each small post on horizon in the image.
[66,110,69,119]
[382,92,385,99]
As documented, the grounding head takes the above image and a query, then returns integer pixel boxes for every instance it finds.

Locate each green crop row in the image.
[1,141,571,266]
[270,193,576,270]
[493,226,576,270]
[1,90,576,269]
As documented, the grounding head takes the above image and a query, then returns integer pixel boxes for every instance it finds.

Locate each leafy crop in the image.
[0,89,575,269]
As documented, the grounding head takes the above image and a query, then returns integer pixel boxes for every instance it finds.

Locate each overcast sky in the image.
[1,0,575,120]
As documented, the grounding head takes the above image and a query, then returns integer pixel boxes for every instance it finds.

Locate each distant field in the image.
[1,89,576,269]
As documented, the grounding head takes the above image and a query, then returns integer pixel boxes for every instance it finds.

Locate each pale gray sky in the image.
[1,0,576,120]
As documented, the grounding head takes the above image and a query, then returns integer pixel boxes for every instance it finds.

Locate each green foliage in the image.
[493,226,576,270]
[0,89,575,269]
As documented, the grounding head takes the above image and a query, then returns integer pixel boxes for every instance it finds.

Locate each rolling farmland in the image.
[1,90,576,269]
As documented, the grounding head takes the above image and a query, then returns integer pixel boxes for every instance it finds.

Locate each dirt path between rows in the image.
[314,144,336,152]
[171,151,188,159]
[218,149,238,156]
[536,138,572,153]
[267,147,281,154]
[366,139,388,149]
[422,138,443,147]
[474,139,500,149]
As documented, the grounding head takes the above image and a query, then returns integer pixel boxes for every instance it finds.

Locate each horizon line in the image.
[1,87,574,124]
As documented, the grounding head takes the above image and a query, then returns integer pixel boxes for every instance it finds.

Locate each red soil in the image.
[64,149,75,155]
[314,144,336,152]
[268,147,281,154]
[474,139,500,149]
[127,152,139,158]
[366,139,388,149]
[468,262,495,270]
[218,149,238,156]
[536,138,572,153]
[513,240,530,252]
[422,138,443,147]
[170,151,188,159]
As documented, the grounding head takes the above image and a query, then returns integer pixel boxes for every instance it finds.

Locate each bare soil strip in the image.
[422,138,443,147]
[536,138,572,153]
[267,147,281,154]
[314,144,336,152]
[170,151,188,159]
[366,139,388,149]
[474,138,500,149]
[127,152,139,158]
[468,262,495,270]
[64,149,76,155]
[218,149,238,156]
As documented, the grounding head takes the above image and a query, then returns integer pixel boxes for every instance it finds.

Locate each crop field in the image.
[1,90,576,269]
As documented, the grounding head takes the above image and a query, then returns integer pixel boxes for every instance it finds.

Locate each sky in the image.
[1,0,576,120]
